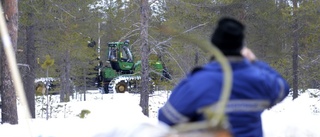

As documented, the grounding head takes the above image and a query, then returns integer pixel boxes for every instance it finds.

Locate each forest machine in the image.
[95,40,170,94]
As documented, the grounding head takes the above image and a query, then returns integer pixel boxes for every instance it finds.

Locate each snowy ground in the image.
[0,89,320,137]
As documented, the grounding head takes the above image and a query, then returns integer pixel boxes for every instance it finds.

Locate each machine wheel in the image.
[115,81,128,93]
[149,77,155,94]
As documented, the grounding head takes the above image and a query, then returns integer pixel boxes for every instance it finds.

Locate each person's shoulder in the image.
[188,65,220,83]
[190,66,203,75]
[190,62,221,75]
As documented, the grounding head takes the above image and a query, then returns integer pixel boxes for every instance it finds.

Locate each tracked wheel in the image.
[149,77,155,94]
[115,81,128,93]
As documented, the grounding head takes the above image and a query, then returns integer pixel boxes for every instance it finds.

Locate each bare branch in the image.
[17,63,30,70]
[49,0,76,19]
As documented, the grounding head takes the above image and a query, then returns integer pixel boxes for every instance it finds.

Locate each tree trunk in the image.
[292,0,299,100]
[66,49,71,100]
[60,70,66,102]
[1,0,19,124]
[139,0,150,117]
[83,68,87,101]
[23,12,36,118]
[195,48,199,66]
[60,49,71,102]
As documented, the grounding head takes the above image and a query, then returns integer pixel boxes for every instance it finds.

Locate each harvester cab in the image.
[107,40,134,73]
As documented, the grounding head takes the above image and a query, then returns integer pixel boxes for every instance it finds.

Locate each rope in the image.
[158,26,233,133]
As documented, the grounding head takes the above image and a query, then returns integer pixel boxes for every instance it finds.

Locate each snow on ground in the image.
[0,90,320,137]
[262,89,320,137]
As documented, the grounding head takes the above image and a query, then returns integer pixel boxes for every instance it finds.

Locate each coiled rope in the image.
[159,26,233,135]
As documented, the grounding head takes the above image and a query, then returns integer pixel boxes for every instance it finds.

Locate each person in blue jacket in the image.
[158,17,290,137]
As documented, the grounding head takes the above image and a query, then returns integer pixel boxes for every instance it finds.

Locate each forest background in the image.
[1,0,320,124]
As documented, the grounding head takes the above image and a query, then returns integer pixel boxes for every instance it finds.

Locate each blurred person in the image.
[158,17,290,137]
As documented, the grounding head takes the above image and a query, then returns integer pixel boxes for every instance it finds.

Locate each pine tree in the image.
[0,0,19,124]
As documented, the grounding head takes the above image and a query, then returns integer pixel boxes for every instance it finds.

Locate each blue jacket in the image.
[158,58,290,137]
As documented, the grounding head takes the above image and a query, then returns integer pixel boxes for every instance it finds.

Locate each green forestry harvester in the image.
[95,40,170,94]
